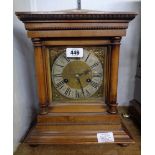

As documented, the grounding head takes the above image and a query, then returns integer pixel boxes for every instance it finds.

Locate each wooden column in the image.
[32,38,48,114]
[108,37,121,114]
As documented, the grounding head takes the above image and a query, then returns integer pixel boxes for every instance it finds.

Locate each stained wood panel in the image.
[48,104,106,113]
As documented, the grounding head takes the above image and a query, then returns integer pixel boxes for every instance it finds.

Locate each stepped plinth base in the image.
[24,111,134,145]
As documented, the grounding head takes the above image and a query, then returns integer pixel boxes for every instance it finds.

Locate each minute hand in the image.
[76,76,85,97]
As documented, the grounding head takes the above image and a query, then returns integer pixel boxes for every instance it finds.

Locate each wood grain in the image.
[33,39,48,114]
[27,30,126,38]
[48,104,106,113]
[108,37,121,114]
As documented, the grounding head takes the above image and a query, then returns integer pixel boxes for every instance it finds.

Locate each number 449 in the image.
[70,50,79,55]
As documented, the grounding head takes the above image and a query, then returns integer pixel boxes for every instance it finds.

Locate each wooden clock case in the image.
[16,10,136,145]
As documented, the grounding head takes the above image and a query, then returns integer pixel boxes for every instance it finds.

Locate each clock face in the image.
[52,49,103,99]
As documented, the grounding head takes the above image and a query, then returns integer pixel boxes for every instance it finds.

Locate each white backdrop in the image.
[13,0,141,151]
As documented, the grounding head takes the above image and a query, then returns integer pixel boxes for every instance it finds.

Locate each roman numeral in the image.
[55,64,64,68]
[56,80,65,89]
[92,73,102,78]
[53,74,62,77]
[90,81,98,89]
[90,62,99,69]
[64,87,71,96]
[75,90,80,98]
[85,53,91,62]
[63,56,70,62]
[85,89,91,96]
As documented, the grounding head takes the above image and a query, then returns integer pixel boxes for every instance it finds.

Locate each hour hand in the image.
[79,69,91,77]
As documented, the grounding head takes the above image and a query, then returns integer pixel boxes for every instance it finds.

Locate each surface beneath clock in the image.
[14,107,140,155]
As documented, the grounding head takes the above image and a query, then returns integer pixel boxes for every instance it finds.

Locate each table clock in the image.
[16,10,136,145]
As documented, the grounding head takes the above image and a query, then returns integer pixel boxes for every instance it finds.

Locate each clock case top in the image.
[16,10,137,114]
[16,9,136,38]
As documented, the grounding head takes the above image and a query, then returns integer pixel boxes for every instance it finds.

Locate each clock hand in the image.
[75,74,85,97]
[78,69,91,77]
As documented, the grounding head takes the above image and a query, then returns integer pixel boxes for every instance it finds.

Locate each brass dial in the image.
[52,49,103,99]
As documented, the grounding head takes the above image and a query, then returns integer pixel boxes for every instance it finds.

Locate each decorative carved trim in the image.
[27,26,128,31]
[25,22,128,31]
[16,12,137,22]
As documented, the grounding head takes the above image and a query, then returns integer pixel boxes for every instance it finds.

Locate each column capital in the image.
[111,37,121,44]
[32,38,42,47]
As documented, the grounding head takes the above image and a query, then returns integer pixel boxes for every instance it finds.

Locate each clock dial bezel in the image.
[49,46,107,104]
[52,50,103,99]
